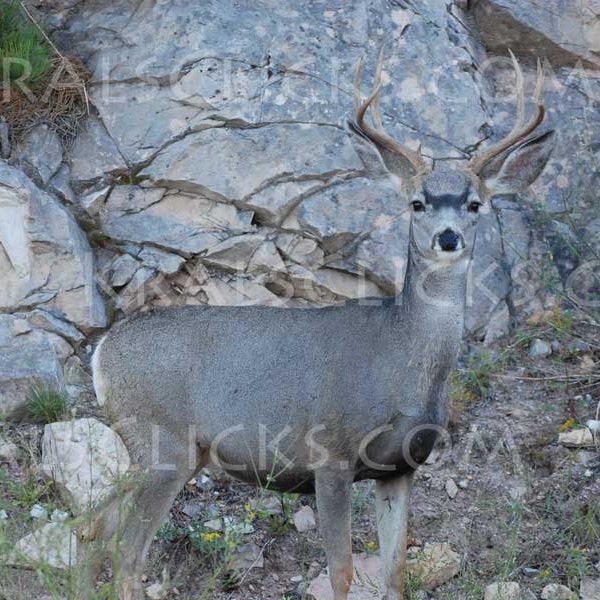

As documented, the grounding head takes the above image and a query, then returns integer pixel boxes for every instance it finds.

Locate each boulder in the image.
[0,164,106,330]
[0,315,65,421]
[4,522,77,570]
[41,418,131,513]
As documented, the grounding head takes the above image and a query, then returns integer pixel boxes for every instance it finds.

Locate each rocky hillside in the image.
[0,0,599,599]
[0,0,597,420]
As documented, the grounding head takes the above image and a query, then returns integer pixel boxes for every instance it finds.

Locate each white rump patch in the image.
[91,336,107,407]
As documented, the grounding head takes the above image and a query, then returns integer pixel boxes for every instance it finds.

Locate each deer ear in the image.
[347,120,417,181]
[482,130,556,196]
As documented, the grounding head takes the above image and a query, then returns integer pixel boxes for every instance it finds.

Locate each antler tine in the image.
[352,51,427,174]
[468,51,546,175]
[509,50,526,134]
[370,47,385,131]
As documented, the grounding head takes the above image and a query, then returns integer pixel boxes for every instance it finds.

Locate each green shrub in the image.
[26,385,68,424]
[0,1,52,84]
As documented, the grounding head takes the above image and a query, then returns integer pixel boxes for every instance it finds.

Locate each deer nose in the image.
[437,228,461,252]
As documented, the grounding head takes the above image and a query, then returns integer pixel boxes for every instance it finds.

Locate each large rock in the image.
[68,0,486,164]
[0,315,65,421]
[14,124,63,184]
[68,116,128,183]
[4,522,77,570]
[139,124,363,201]
[99,186,254,254]
[472,0,600,69]
[0,164,106,330]
[41,418,131,513]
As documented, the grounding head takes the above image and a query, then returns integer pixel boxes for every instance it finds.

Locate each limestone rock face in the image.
[0,0,598,407]
[472,0,600,69]
[0,164,106,330]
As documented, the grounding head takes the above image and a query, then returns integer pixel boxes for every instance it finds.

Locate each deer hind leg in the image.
[375,472,414,600]
[112,434,207,600]
[77,421,206,600]
[315,466,354,600]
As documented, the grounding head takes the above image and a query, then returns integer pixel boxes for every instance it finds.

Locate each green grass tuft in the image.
[0,1,52,84]
[26,385,68,424]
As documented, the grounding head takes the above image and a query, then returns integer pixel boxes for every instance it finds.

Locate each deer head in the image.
[349,49,556,265]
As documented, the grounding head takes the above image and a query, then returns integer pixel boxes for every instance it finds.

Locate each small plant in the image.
[26,385,68,424]
[0,1,52,84]
[188,521,238,570]
[156,521,181,543]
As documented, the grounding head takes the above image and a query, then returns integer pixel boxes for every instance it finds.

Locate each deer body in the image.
[85,52,556,600]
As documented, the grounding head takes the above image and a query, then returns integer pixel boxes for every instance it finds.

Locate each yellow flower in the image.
[365,541,377,550]
[200,532,222,543]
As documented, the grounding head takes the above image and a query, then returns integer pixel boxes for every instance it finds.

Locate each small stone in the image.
[30,504,48,520]
[0,509,8,520]
[529,338,552,358]
[182,502,203,519]
[445,479,459,499]
[457,479,469,489]
[550,340,563,353]
[559,428,595,448]
[195,474,215,493]
[567,339,588,353]
[229,543,264,571]
[580,577,600,600]
[407,542,460,589]
[586,419,600,433]
[250,495,282,516]
[0,435,17,461]
[293,505,317,532]
[203,518,222,532]
[541,583,577,599]
[484,582,521,600]
[290,575,303,583]
[50,509,70,523]
[145,568,170,599]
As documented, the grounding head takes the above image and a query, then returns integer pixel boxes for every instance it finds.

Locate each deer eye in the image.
[467,201,482,214]
[411,201,426,212]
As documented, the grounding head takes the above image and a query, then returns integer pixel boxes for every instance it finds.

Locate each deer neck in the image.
[400,240,470,335]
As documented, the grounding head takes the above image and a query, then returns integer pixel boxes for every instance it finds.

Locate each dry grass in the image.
[1,54,90,145]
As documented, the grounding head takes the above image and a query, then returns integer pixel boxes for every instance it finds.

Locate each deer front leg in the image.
[375,472,414,600]
[315,467,354,600]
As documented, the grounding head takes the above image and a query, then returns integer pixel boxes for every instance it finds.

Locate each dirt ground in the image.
[1,316,599,600]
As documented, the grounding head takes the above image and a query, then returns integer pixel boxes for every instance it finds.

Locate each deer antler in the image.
[353,49,428,175]
[468,51,546,175]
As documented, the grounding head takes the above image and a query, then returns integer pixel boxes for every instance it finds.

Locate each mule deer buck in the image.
[86,51,555,600]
